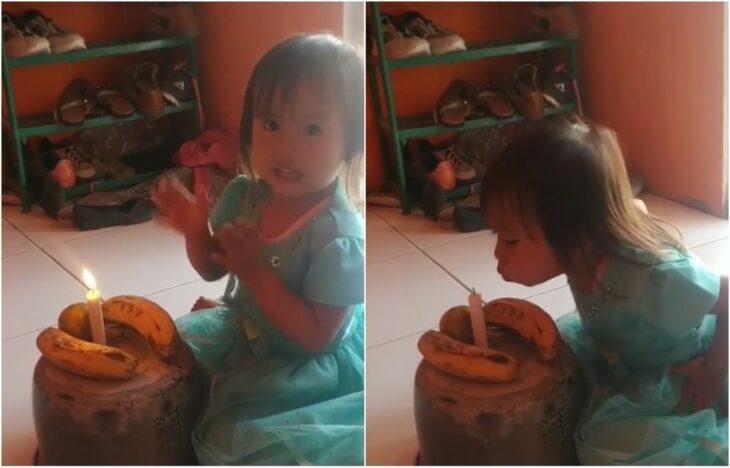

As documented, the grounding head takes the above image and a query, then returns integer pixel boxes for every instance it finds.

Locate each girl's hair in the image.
[480,117,686,272]
[239,34,364,210]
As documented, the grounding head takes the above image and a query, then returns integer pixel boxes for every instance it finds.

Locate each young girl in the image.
[151,34,364,465]
[481,118,728,465]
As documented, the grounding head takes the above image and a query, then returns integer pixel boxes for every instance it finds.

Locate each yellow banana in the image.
[438,305,475,344]
[58,303,92,341]
[482,298,558,361]
[102,295,180,360]
[417,330,518,382]
[36,327,138,380]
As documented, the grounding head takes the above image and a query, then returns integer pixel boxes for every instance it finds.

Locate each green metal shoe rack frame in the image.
[368,2,580,213]
[2,36,202,212]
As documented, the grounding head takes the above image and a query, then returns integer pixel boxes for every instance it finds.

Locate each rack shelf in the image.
[6,36,196,69]
[381,103,578,139]
[378,37,575,70]
[2,34,201,212]
[18,102,196,138]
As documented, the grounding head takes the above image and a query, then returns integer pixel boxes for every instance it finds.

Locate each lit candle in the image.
[469,287,488,348]
[82,268,106,345]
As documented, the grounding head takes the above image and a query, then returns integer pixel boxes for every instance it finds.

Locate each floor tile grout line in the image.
[366,328,433,351]
[376,212,484,293]
[143,278,210,298]
[3,323,55,342]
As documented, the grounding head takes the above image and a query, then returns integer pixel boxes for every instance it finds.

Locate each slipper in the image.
[506,64,544,122]
[434,80,471,127]
[119,62,165,120]
[54,79,91,126]
[466,84,514,118]
[87,84,135,118]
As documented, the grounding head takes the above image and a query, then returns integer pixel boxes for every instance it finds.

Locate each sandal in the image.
[466,84,514,118]
[506,63,544,122]
[434,80,471,127]
[54,79,91,126]
[87,84,135,118]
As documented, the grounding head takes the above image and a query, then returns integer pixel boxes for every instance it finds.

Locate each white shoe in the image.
[375,13,430,59]
[401,11,466,56]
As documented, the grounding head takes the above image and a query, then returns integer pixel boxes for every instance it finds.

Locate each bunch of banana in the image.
[482,298,558,362]
[420,298,559,382]
[438,299,558,361]
[39,296,180,380]
[418,330,519,382]
[36,328,138,380]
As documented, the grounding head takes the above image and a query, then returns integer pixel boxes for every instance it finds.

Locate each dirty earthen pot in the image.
[33,327,202,465]
[414,329,585,465]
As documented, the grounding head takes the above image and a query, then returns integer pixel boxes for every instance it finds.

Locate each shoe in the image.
[375,14,430,59]
[71,144,135,180]
[55,145,97,181]
[401,11,466,55]
[432,147,476,181]
[54,78,93,126]
[434,80,471,127]
[2,11,50,58]
[161,62,193,106]
[22,10,86,54]
[119,62,166,119]
[428,160,456,191]
[86,84,135,118]
[505,63,545,122]
[453,206,487,232]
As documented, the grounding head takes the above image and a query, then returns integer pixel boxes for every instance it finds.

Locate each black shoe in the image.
[453,206,487,233]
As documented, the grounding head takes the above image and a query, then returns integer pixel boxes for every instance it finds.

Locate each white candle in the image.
[469,287,488,348]
[82,269,106,345]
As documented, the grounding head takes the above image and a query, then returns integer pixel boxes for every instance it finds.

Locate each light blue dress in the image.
[175,176,365,465]
[557,248,727,465]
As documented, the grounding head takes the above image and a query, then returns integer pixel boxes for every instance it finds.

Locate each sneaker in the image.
[55,145,97,180]
[22,10,86,54]
[2,11,50,58]
[401,11,466,56]
[22,10,84,54]
[433,147,476,181]
[73,145,136,180]
[375,14,430,59]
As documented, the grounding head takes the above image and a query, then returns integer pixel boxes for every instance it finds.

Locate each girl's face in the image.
[252,81,346,198]
[487,197,564,286]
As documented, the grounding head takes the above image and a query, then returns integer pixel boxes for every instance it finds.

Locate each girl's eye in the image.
[262,119,279,131]
[504,239,519,246]
[305,124,322,136]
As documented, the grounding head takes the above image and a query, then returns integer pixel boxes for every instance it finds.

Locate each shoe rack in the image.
[368,2,581,214]
[1,36,202,212]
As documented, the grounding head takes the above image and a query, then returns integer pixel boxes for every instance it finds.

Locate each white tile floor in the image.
[2,194,728,465]
[365,193,729,466]
[1,207,227,465]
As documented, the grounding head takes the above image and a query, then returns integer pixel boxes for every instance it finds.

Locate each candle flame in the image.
[82,268,97,291]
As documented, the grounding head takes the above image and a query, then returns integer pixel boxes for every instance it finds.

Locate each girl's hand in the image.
[671,355,727,415]
[151,176,208,236]
[211,220,263,281]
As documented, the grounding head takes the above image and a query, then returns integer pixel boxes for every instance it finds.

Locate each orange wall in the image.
[2,2,343,135]
[575,2,726,217]
[194,2,343,134]
[366,2,727,218]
